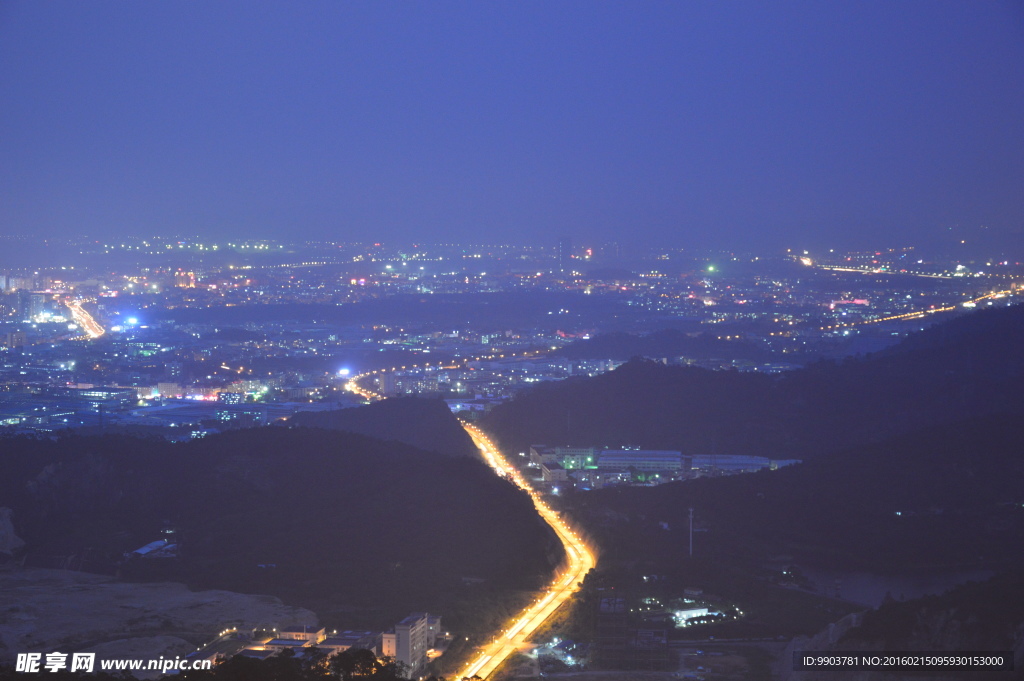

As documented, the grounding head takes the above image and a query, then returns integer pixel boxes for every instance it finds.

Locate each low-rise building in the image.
[541,461,568,483]
[598,450,682,473]
[277,626,326,643]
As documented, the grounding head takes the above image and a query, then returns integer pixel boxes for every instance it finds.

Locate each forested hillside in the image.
[289,396,477,458]
[484,304,1024,459]
[0,427,562,630]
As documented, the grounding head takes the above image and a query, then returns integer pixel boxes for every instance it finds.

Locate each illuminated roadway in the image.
[764,288,1017,337]
[454,425,596,680]
[345,358,596,680]
[782,257,1021,335]
[815,289,1014,332]
[65,299,105,339]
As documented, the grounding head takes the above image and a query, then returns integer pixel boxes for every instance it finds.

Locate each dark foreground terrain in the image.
[0,423,562,636]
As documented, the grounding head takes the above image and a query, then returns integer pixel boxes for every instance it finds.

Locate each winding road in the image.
[456,425,596,680]
[346,371,596,680]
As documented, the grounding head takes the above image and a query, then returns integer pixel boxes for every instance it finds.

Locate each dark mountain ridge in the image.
[288,396,477,458]
[552,328,773,362]
[567,412,1024,571]
[484,302,1024,460]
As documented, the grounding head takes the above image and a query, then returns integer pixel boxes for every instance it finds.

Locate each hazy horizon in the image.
[2,1,1023,251]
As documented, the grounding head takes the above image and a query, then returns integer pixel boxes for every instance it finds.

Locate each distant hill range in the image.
[552,329,772,362]
[289,396,478,458]
[484,302,1024,461]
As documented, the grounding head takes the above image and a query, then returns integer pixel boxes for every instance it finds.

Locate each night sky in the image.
[1,1,1022,250]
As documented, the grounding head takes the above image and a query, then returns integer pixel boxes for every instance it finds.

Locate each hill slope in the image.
[564,412,1024,571]
[0,427,562,630]
[288,396,477,458]
[484,302,1024,459]
[553,329,772,362]
[777,571,1024,681]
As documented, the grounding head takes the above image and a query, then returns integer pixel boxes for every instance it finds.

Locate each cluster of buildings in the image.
[2,236,1020,438]
[529,445,801,489]
[193,613,446,678]
[0,379,348,437]
[374,357,623,402]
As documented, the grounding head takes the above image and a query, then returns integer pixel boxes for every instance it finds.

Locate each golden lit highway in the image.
[816,288,1014,332]
[763,288,1019,336]
[782,256,1022,335]
[345,360,596,680]
[455,425,596,680]
[65,298,105,339]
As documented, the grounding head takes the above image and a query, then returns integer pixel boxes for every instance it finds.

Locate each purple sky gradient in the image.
[1,1,1022,250]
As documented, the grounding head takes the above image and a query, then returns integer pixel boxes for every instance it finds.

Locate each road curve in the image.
[455,424,596,680]
[345,372,596,680]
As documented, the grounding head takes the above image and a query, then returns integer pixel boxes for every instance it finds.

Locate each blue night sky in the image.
[1,1,1022,250]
